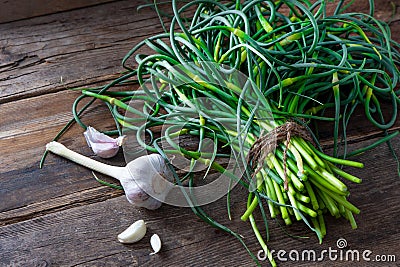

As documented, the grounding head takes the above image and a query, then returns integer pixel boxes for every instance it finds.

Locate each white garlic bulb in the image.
[46,141,173,210]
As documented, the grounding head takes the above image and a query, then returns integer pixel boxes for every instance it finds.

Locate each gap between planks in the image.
[0,186,122,227]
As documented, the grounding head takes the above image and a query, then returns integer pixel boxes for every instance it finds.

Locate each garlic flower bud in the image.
[84,126,126,158]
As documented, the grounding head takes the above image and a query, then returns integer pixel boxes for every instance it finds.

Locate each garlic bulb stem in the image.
[46,141,130,181]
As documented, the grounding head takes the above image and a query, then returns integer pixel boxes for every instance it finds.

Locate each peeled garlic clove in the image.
[149,234,162,255]
[117,219,147,244]
[84,126,126,158]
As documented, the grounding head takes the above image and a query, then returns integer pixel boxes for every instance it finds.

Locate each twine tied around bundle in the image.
[247,121,315,190]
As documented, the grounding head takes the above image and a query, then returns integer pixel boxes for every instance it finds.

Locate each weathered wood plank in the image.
[0,89,120,171]
[0,186,122,226]
[0,0,118,24]
[0,84,398,225]
[0,0,165,103]
[0,138,399,266]
[0,89,124,213]
[0,1,399,266]
[0,194,251,266]
[1,0,399,104]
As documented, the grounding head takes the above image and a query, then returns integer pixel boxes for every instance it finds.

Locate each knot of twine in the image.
[247,121,314,190]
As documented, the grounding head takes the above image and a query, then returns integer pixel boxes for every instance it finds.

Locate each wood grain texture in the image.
[0,139,399,267]
[0,0,164,103]
[0,0,118,23]
[0,0,399,266]
[0,89,126,214]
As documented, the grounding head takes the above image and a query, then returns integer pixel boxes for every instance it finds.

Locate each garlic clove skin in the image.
[121,179,151,202]
[120,180,162,210]
[126,153,173,208]
[138,197,162,210]
[149,234,162,255]
[84,126,126,158]
[117,219,147,244]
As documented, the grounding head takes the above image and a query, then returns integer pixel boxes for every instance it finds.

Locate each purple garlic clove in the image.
[84,126,126,158]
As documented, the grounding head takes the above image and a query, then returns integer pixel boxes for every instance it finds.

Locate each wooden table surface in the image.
[1,1,399,266]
